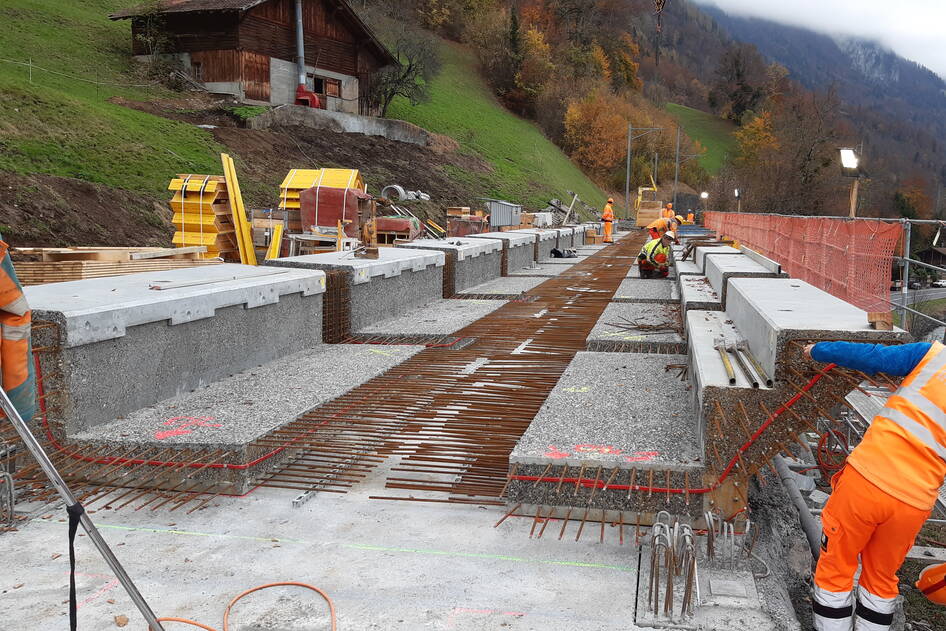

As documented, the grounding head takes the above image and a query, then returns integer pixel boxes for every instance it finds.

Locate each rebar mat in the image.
[254,232,649,505]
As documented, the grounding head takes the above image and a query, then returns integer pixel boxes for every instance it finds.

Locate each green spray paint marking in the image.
[74,523,633,573]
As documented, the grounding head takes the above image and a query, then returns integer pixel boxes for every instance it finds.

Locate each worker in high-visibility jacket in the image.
[646,216,679,240]
[686,211,695,224]
[637,231,674,278]
[601,198,615,243]
[661,202,674,219]
[804,341,946,630]
[0,237,35,422]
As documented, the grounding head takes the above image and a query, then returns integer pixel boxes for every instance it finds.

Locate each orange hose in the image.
[152,582,337,631]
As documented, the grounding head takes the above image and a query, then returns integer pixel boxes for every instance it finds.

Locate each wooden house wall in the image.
[131,13,240,55]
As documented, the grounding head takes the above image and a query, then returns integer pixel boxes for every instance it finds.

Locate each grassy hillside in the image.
[388,41,607,212]
[0,0,223,196]
[665,104,737,175]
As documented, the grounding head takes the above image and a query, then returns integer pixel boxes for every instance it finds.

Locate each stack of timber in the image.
[12,247,220,286]
[635,200,664,228]
[169,175,239,260]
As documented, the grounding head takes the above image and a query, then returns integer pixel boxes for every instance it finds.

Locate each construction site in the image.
[1,149,944,631]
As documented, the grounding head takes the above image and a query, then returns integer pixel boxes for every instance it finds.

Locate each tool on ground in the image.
[714,337,736,385]
[736,340,773,387]
[0,387,165,630]
[727,342,759,389]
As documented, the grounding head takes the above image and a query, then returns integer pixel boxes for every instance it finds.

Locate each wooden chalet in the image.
[110,0,396,115]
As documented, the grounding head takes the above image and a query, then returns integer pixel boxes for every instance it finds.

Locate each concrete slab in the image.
[694,245,741,273]
[456,276,546,296]
[675,260,703,276]
[626,265,677,280]
[704,253,785,306]
[27,264,325,347]
[739,246,783,275]
[509,229,557,261]
[679,275,721,314]
[511,352,700,470]
[538,257,587,266]
[267,247,444,285]
[5,471,647,630]
[726,277,910,379]
[467,231,535,248]
[612,279,679,304]
[357,299,504,335]
[71,344,424,450]
[586,303,683,350]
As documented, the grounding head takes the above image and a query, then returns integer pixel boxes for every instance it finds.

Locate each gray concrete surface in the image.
[70,345,423,449]
[694,245,741,273]
[247,103,432,145]
[612,279,678,304]
[397,239,504,295]
[511,352,700,471]
[679,275,722,314]
[626,265,677,280]
[509,229,557,261]
[27,264,326,347]
[268,249,445,332]
[457,276,546,296]
[38,294,324,436]
[586,303,683,349]
[726,277,910,379]
[3,470,646,630]
[674,260,703,276]
[704,253,785,306]
[357,299,505,335]
[508,264,571,278]
[538,257,587,266]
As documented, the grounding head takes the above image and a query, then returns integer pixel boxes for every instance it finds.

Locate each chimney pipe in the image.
[295,0,306,86]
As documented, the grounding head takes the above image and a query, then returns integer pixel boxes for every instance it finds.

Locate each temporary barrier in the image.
[705,212,902,312]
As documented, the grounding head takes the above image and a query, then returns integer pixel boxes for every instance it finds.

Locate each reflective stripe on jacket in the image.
[0,239,35,421]
[639,239,670,267]
[848,341,946,510]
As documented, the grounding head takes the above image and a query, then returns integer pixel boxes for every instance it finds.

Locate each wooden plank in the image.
[908,545,946,563]
[130,246,207,260]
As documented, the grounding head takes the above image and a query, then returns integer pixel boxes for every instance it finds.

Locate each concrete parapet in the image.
[267,248,444,332]
[679,275,722,315]
[694,245,741,273]
[395,238,503,296]
[725,277,909,381]
[28,265,326,435]
[704,253,786,307]
[612,279,679,304]
[509,229,558,261]
[468,232,535,274]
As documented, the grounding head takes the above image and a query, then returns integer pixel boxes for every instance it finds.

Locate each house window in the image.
[191,61,203,81]
[306,74,342,98]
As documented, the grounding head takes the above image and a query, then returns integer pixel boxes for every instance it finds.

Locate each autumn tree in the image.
[563,90,632,174]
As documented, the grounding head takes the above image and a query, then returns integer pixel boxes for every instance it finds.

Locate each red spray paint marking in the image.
[154,416,222,440]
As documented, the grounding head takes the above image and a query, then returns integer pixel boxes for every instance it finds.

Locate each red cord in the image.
[509,364,838,494]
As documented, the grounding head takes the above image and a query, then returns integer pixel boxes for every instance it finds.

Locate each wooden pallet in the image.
[14,259,222,286]
[14,246,207,262]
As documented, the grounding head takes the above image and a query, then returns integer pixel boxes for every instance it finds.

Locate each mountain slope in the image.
[387,40,606,211]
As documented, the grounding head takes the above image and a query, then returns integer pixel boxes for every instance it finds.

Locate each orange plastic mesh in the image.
[704,212,902,312]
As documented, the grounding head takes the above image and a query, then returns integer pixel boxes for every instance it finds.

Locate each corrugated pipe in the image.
[774,455,822,562]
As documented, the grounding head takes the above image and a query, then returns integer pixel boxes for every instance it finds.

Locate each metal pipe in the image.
[294,0,306,86]
[0,389,165,630]
[901,221,912,328]
[625,124,632,222]
[672,126,681,208]
[774,455,821,563]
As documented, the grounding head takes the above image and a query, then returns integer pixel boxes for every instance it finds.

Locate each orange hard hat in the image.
[917,562,946,605]
[666,203,673,208]
[607,198,614,203]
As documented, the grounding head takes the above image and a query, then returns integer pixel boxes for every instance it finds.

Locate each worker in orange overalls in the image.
[0,237,35,422]
[601,198,615,243]
[686,211,695,224]
[805,341,946,630]
[661,202,674,219]
[646,216,679,240]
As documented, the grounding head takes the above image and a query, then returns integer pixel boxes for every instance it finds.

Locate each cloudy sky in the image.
[695,1,946,77]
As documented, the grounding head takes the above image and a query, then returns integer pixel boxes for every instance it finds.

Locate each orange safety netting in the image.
[704,212,902,312]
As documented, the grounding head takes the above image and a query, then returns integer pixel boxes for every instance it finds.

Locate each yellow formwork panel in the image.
[169,173,239,261]
[277,168,365,211]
